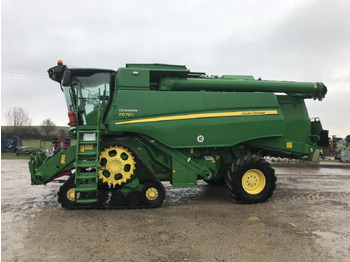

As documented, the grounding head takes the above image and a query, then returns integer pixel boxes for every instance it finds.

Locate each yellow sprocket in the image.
[98,145,136,186]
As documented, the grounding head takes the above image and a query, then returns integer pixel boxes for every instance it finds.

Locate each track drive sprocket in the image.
[98,145,136,186]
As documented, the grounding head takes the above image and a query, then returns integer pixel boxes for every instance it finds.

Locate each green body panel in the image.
[117,64,190,90]
[204,92,284,146]
[107,91,284,148]
[249,96,315,156]
[118,68,151,88]
[29,146,76,184]
[100,135,210,187]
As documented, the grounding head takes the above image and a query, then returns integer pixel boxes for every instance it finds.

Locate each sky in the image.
[1,0,350,138]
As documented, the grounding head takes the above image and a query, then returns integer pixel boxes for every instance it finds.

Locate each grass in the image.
[23,139,48,148]
[1,139,76,160]
[21,139,76,148]
[1,153,30,160]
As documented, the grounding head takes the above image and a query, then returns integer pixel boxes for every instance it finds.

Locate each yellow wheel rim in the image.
[67,188,80,202]
[145,187,158,201]
[241,169,266,195]
[98,146,136,186]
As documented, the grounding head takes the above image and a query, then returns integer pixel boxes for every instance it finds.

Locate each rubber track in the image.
[59,141,166,209]
[62,200,156,210]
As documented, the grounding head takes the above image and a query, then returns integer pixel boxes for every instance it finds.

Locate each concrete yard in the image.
[2,160,350,262]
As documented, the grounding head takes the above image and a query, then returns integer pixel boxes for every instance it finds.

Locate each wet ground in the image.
[2,160,350,262]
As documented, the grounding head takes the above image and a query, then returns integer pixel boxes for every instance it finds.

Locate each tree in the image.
[58,128,68,138]
[5,107,32,126]
[41,118,56,138]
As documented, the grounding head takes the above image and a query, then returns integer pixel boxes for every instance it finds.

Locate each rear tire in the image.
[225,155,276,203]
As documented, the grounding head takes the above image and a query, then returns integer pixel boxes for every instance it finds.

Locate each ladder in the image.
[74,127,100,204]
[74,88,107,204]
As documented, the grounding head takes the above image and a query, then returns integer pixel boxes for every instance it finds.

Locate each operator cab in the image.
[63,70,114,125]
[48,61,115,126]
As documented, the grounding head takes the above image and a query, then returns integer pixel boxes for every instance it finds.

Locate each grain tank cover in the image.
[117,63,190,89]
[126,63,188,71]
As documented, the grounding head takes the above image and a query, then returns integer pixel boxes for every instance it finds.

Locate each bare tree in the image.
[41,118,56,138]
[5,107,32,126]
[58,128,68,138]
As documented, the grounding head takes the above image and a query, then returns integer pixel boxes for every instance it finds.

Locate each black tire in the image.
[141,182,166,208]
[58,176,80,208]
[225,155,276,204]
[94,190,106,206]
[126,191,142,206]
[111,191,126,206]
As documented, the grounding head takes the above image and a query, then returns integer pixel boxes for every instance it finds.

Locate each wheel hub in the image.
[99,145,136,186]
[66,188,80,201]
[145,187,158,200]
[107,158,123,173]
[242,169,266,194]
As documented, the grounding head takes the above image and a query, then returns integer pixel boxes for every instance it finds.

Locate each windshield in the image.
[63,72,111,125]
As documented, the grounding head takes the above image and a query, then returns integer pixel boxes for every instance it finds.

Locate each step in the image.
[78,151,98,157]
[78,129,99,133]
[76,198,97,204]
[76,172,97,180]
[75,183,97,192]
[76,160,97,168]
[78,126,99,130]
[79,140,98,145]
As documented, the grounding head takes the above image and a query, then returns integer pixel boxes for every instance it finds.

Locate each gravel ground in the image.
[2,160,350,262]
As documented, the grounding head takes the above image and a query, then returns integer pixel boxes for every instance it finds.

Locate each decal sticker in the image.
[197,135,204,143]
[118,109,138,117]
[118,109,138,112]
[85,145,93,150]
[115,110,278,126]
[60,155,66,164]
[119,112,134,117]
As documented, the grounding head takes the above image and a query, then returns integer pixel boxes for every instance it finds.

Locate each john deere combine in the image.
[29,61,328,209]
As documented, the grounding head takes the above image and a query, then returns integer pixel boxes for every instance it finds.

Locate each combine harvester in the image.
[29,61,328,209]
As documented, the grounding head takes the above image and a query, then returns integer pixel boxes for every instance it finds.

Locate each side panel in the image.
[107,90,206,147]
[204,92,284,146]
[277,96,311,145]
[106,90,284,148]
[248,96,315,156]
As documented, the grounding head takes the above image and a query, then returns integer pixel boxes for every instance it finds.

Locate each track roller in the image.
[141,182,166,208]
[111,191,126,206]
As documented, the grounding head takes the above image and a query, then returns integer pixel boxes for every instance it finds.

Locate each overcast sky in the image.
[1,0,350,138]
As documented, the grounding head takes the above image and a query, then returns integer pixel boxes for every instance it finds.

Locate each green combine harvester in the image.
[29,60,328,209]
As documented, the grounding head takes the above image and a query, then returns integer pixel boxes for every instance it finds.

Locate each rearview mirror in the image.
[62,70,71,86]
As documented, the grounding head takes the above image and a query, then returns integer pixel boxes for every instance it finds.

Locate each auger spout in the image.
[158,77,327,100]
